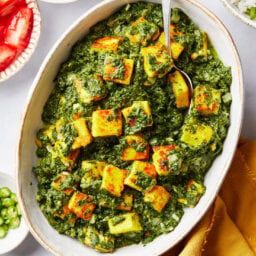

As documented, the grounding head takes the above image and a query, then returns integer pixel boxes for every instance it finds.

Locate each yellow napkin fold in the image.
[164,139,256,256]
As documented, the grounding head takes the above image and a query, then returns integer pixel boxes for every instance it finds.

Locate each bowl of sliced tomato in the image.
[0,0,41,82]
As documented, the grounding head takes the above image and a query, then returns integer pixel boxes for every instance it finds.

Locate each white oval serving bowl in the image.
[0,0,41,83]
[220,0,256,28]
[16,0,244,255]
[0,172,29,254]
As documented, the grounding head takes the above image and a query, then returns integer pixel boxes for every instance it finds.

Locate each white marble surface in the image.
[0,0,255,255]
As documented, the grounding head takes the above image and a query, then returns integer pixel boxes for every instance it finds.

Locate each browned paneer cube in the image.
[52,118,91,165]
[84,226,115,253]
[122,101,153,134]
[124,161,157,192]
[169,70,190,109]
[103,55,134,85]
[91,36,124,53]
[55,205,71,219]
[101,165,127,197]
[194,85,221,115]
[152,145,178,176]
[99,191,133,211]
[51,171,75,195]
[92,109,122,137]
[170,41,185,60]
[58,149,80,171]
[121,135,150,161]
[81,160,105,178]
[141,44,173,78]
[158,24,185,60]
[68,192,96,221]
[54,205,77,224]
[191,31,209,60]
[143,185,171,213]
[117,192,133,211]
[178,179,205,207]
[72,118,93,150]
[125,17,160,46]
[74,75,107,104]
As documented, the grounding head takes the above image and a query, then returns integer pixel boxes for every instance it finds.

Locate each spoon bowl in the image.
[162,0,194,110]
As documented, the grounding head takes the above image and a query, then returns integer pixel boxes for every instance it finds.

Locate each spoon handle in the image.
[162,0,171,54]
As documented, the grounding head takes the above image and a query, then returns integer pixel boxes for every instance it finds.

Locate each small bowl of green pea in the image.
[0,172,28,254]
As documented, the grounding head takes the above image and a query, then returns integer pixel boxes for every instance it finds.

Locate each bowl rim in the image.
[220,0,256,29]
[0,171,29,254]
[0,0,42,83]
[15,0,244,255]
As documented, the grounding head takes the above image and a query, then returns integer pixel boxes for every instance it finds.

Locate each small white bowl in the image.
[220,0,256,28]
[0,172,29,254]
[0,0,41,83]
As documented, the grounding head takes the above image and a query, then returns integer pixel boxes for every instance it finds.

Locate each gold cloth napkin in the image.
[164,139,256,256]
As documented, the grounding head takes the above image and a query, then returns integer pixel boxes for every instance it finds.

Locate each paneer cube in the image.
[59,149,80,171]
[80,160,105,190]
[152,145,178,176]
[101,165,127,197]
[103,55,134,85]
[108,213,142,235]
[144,185,171,213]
[55,205,71,219]
[191,31,208,60]
[99,191,133,211]
[91,36,124,53]
[92,109,122,137]
[187,179,205,195]
[124,161,157,192]
[82,160,105,177]
[121,135,150,161]
[194,85,221,115]
[55,205,77,224]
[169,70,190,109]
[170,41,185,60]
[51,171,75,195]
[117,192,133,211]
[74,75,107,104]
[72,118,92,150]
[122,101,153,134]
[68,192,96,221]
[125,17,159,46]
[180,119,213,149]
[53,118,91,158]
[84,226,115,253]
[178,179,205,207]
[141,44,173,78]
[158,24,185,60]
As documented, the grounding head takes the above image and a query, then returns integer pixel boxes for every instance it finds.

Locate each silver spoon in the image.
[162,0,194,110]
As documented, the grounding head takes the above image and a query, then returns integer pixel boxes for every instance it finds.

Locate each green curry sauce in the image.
[33,2,232,253]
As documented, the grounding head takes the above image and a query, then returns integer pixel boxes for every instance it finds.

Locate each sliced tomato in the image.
[0,43,17,72]
[0,24,5,42]
[0,0,26,17]
[4,6,33,51]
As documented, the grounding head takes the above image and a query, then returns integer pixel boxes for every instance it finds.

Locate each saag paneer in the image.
[33,2,231,253]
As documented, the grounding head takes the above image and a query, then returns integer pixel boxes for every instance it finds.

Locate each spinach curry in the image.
[33,2,232,253]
